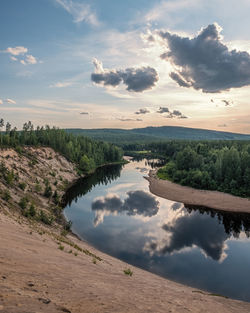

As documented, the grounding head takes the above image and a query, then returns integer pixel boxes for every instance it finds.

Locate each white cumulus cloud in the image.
[5,46,28,56]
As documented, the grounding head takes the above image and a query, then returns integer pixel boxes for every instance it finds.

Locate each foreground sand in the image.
[146,170,250,213]
[1,212,250,313]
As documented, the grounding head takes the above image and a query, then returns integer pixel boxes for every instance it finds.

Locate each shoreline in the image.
[146,170,250,213]
[1,150,250,312]
[2,212,250,313]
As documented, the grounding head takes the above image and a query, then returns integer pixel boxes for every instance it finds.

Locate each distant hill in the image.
[66,126,250,144]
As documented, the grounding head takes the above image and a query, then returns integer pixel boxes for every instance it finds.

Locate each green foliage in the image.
[19,196,29,210]
[63,220,72,231]
[58,245,64,251]
[155,141,250,197]
[0,121,123,171]
[18,182,26,191]
[38,210,53,225]
[66,126,250,145]
[52,190,60,204]
[44,184,52,198]
[23,203,36,218]
[2,190,11,201]
[35,183,42,192]
[123,268,133,276]
[4,170,15,185]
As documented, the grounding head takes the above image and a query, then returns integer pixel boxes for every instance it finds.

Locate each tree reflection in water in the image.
[63,164,123,207]
[185,204,250,238]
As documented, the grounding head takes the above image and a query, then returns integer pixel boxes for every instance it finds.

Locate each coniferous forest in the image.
[146,141,250,198]
[0,120,123,173]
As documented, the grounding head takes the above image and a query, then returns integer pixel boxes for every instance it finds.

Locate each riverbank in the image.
[1,149,250,312]
[146,170,250,213]
[2,211,250,313]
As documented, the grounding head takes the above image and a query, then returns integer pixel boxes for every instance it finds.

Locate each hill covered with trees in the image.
[0,120,123,173]
[66,126,250,145]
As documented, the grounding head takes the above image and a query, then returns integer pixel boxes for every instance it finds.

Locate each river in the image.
[64,158,250,302]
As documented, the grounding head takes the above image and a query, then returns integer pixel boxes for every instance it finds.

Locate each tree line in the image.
[125,140,250,198]
[0,120,123,173]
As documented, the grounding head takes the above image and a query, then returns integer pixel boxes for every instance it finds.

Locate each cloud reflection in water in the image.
[92,190,159,226]
[145,208,230,262]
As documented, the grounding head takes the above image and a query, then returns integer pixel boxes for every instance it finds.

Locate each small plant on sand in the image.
[18,182,27,191]
[123,268,133,277]
[61,229,68,237]
[35,183,42,192]
[58,245,64,251]
[92,258,97,264]
[38,210,53,225]
[64,220,72,231]
[19,196,29,210]
[2,190,11,201]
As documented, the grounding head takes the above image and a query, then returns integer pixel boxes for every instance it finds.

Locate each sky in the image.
[1,0,250,133]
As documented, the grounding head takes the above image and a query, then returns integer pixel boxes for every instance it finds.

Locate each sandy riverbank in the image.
[1,148,250,313]
[146,170,250,213]
[1,212,250,313]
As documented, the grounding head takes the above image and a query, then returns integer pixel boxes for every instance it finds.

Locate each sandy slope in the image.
[1,212,250,313]
[1,149,250,313]
[146,170,250,213]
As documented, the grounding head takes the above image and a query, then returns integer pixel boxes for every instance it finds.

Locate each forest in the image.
[124,140,250,198]
[144,140,250,198]
[0,120,123,173]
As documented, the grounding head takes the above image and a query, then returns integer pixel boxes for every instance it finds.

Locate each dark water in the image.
[64,159,250,302]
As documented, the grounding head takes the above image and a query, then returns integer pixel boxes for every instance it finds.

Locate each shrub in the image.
[35,183,42,192]
[18,182,26,191]
[19,197,29,210]
[38,210,53,225]
[123,268,133,276]
[44,185,52,198]
[2,190,11,201]
[64,220,72,231]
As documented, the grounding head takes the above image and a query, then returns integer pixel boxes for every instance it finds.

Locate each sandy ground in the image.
[1,149,250,313]
[146,170,250,213]
[1,212,250,313]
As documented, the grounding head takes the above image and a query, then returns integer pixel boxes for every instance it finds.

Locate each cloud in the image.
[91,58,159,92]
[92,190,160,226]
[157,107,169,114]
[135,108,150,115]
[222,99,233,106]
[5,46,28,56]
[117,117,142,122]
[10,56,18,61]
[50,81,73,88]
[6,98,16,104]
[144,0,199,23]
[157,107,187,118]
[3,46,38,65]
[157,23,250,93]
[25,55,37,65]
[146,210,229,261]
[55,0,99,26]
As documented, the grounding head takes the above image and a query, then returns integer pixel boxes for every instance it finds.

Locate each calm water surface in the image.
[64,159,250,302]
